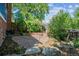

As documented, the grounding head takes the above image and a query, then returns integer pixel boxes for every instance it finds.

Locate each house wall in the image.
[0,17,6,46]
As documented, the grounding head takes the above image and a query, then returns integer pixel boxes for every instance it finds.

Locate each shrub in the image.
[25,19,45,32]
[73,38,79,48]
[12,20,26,35]
[48,10,71,40]
[17,20,26,35]
[12,11,27,35]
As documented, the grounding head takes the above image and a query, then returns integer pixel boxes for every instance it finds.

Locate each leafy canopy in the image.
[48,10,71,40]
[12,3,48,20]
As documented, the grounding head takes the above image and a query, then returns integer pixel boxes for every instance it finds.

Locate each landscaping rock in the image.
[42,47,61,56]
[59,44,74,49]
[57,42,74,50]
[24,47,41,55]
[57,42,77,56]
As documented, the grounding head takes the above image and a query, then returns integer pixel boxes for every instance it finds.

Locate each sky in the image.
[44,3,79,24]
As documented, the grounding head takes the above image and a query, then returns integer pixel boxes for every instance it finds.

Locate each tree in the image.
[6,3,12,31]
[12,3,48,20]
[72,7,79,29]
[74,7,79,18]
[48,10,71,40]
[12,3,48,34]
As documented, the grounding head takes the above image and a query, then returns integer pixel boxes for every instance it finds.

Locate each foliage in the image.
[71,7,79,48]
[12,3,48,20]
[48,7,79,41]
[48,10,71,40]
[73,7,79,29]
[12,3,48,34]
[70,18,79,29]
[12,11,26,35]
[74,7,79,18]
[25,19,45,32]
[73,38,79,48]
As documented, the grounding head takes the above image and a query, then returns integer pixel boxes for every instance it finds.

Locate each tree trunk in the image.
[6,3,12,31]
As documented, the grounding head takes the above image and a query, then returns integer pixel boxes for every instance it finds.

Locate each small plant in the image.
[14,46,25,54]
[73,38,79,48]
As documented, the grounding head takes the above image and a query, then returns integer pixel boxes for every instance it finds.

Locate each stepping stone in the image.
[24,47,41,55]
[42,47,61,56]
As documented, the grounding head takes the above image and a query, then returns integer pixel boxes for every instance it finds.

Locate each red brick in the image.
[0,17,7,46]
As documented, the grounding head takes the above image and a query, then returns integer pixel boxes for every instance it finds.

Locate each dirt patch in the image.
[12,32,60,48]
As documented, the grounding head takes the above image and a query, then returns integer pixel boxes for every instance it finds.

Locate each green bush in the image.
[12,12,27,35]
[48,10,71,40]
[48,10,79,41]
[17,20,26,35]
[73,38,79,48]
[25,19,45,32]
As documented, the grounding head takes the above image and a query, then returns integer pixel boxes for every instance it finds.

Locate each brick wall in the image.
[0,17,6,46]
